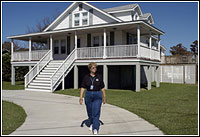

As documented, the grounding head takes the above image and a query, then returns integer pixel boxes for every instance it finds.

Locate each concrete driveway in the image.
[2,90,164,135]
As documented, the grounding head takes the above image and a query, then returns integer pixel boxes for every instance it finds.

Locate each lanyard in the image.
[90,76,96,85]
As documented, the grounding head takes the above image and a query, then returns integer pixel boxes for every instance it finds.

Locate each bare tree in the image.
[26,9,61,33]
[26,9,61,50]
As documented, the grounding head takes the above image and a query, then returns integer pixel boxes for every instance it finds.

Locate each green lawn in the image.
[2,81,24,90]
[2,101,27,135]
[55,83,198,135]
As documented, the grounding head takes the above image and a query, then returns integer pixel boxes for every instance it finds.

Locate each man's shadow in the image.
[80,119,104,128]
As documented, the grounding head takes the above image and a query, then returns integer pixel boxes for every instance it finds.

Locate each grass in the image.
[2,100,27,135]
[55,83,198,135]
[2,81,24,90]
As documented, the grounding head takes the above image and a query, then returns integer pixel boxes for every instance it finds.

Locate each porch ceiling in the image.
[8,21,164,42]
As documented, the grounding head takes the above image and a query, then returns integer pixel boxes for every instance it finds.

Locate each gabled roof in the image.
[140,13,154,24]
[84,2,123,22]
[140,13,151,19]
[103,3,137,12]
[43,2,122,32]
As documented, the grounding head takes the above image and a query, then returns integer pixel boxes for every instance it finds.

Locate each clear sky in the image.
[2,2,198,55]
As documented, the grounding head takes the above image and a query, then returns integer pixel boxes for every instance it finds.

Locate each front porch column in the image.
[137,24,140,57]
[103,64,108,89]
[29,65,32,71]
[103,28,107,58]
[74,65,78,89]
[149,31,152,59]
[11,39,14,62]
[156,65,160,87]
[136,63,141,92]
[158,34,161,60]
[62,75,65,90]
[47,38,50,50]
[11,65,15,85]
[50,35,53,60]
[75,31,77,59]
[147,65,152,90]
[29,37,32,61]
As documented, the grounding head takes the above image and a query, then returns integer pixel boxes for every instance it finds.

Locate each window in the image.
[74,13,80,26]
[128,33,137,44]
[82,12,88,25]
[61,40,66,54]
[93,36,99,47]
[133,13,139,21]
[54,40,59,54]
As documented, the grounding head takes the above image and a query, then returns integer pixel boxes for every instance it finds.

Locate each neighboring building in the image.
[161,55,197,64]
[7,2,164,92]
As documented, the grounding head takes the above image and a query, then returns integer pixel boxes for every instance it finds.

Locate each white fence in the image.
[160,64,197,84]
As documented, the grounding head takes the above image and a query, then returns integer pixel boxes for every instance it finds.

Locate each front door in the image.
[53,39,68,60]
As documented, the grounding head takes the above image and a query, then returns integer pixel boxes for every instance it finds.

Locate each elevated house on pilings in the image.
[8,2,165,92]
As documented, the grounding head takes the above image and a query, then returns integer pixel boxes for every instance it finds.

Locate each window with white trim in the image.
[74,13,80,26]
[82,12,88,25]
[133,13,139,21]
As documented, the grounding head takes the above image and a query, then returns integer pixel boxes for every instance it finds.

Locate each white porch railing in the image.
[12,50,49,61]
[139,45,160,60]
[50,49,76,91]
[140,46,151,59]
[106,44,137,58]
[151,49,160,60]
[77,46,104,59]
[24,50,52,88]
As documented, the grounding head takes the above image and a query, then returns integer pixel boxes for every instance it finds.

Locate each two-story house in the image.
[8,2,164,92]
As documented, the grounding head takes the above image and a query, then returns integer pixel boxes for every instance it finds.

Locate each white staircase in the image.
[24,49,76,92]
[25,60,63,92]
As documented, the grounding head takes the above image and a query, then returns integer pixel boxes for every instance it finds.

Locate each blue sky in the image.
[2,2,198,55]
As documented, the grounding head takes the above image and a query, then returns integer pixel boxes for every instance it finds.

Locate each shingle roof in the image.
[103,3,137,12]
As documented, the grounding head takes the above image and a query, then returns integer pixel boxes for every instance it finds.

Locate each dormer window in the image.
[82,12,88,25]
[134,13,139,21]
[74,13,80,26]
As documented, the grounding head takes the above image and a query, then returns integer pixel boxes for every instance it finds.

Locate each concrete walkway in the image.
[2,90,164,135]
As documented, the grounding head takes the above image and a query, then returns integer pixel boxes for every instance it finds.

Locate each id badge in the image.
[90,85,94,90]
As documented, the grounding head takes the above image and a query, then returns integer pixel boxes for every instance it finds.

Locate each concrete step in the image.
[25,88,51,92]
[39,72,54,75]
[47,63,63,65]
[28,85,51,90]
[46,65,61,68]
[29,82,51,86]
[43,67,58,70]
[37,74,52,78]
[37,74,60,79]
[35,77,51,80]
[49,60,64,63]
[32,80,51,83]
[41,69,57,73]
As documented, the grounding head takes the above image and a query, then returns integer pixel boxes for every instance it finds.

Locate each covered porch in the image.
[8,21,164,88]
[9,21,163,62]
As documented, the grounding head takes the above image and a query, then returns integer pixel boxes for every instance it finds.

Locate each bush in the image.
[2,53,29,81]
[2,53,11,81]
